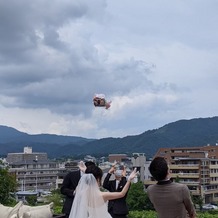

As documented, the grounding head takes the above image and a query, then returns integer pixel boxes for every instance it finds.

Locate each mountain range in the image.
[0,116,218,159]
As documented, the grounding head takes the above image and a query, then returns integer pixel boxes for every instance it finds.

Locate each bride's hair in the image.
[84,161,96,167]
[69,173,108,218]
[85,165,103,183]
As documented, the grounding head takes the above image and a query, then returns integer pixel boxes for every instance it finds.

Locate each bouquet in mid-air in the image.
[93,94,111,109]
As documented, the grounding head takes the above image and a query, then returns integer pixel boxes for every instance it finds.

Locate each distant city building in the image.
[169,157,218,203]
[131,153,146,182]
[65,161,78,171]
[155,145,218,161]
[56,158,97,188]
[6,146,47,164]
[144,145,218,204]
[144,160,152,180]
[84,155,96,163]
[107,153,147,182]
[7,147,65,192]
[108,154,128,163]
[9,160,66,191]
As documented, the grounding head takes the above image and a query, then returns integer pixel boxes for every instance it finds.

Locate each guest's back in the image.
[147,157,196,218]
[148,180,195,218]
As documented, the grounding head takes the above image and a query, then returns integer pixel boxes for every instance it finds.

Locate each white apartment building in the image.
[7,147,66,192]
[6,146,48,163]
[9,160,66,192]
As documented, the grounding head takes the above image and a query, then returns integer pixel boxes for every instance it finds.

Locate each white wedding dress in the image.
[69,174,112,218]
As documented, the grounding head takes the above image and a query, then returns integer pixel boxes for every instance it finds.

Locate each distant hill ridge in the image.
[0,116,218,158]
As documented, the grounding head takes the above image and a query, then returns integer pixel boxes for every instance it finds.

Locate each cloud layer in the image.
[0,0,218,138]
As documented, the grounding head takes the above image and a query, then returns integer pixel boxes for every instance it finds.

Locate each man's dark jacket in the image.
[60,170,81,216]
[103,173,129,215]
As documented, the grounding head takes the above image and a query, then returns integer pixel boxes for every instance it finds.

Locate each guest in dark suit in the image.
[103,165,129,218]
[60,161,95,218]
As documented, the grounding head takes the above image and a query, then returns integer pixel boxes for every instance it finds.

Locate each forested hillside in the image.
[0,117,218,158]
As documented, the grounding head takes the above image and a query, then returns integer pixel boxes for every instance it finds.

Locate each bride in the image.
[69,162,137,218]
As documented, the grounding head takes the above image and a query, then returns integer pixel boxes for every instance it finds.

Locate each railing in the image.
[170,164,199,166]
[170,165,199,169]
[178,173,199,176]
[190,190,201,195]
[171,173,199,178]
[179,181,199,184]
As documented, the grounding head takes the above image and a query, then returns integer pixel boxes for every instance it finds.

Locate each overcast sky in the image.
[0,0,218,139]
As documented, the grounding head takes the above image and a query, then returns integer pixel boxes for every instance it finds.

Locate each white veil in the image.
[69,173,112,218]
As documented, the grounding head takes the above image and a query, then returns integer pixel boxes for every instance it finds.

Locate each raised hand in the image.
[109,166,115,174]
[109,161,117,174]
[128,168,138,181]
[122,166,127,177]
[78,161,86,173]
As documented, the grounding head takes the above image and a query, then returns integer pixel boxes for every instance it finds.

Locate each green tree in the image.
[127,181,151,211]
[45,189,64,207]
[192,195,204,211]
[175,175,180,183]
[144,191,154,210]
[26,195,37,206]
[128,210,157,218]
[0,168,17,205]
[45,189,64,215]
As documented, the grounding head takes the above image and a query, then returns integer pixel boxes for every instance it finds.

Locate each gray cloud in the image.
[0,0,217,138]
